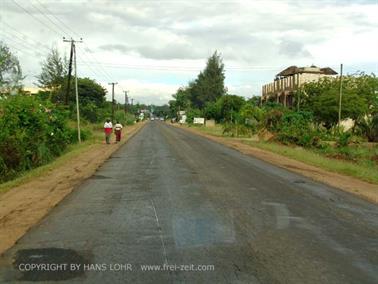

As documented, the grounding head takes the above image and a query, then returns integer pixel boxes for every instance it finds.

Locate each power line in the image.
[1,22,51,52]
[0,31,49,56]
[0,36,40,57]
[2,41,36,57]
[32,0,145,97]
[33,0,82,39]
[11,0,117,90]
[27,0,70,37]
[10,0,63,36]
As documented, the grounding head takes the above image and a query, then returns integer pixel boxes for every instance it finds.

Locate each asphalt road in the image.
[1,122,378,283]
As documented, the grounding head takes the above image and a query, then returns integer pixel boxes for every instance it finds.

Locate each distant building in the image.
[23,87,42,94]
[262,65,338,107]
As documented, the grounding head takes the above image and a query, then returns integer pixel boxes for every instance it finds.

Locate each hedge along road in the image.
[0,122,377,283]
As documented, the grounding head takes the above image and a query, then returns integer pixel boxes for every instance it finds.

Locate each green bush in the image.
[114,110,135,125]
[0,95,77,182]
[276,111,320,147]
[222,122,252,137]
[336,132,352,147]
[186,108,203,124]
[263,109,284,132]
[356,114,378,142]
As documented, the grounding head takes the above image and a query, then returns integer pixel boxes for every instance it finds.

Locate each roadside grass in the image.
[242,141,378,184]
[188,124,225,136]
[185,124,378,184]
[0,123,104,195]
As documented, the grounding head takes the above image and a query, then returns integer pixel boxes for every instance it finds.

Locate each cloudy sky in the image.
[1,0,377,105]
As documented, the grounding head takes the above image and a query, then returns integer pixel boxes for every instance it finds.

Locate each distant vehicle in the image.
[151,117,155,121]
[160,117,164,121]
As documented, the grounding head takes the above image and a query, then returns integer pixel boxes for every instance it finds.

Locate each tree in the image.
[190,51,226,108]
[169,51,226,113]
[302,76,369,128]
[68,77,107,122]
[248,96,261,107]
[0,42,23,94]
[76,77,106,106]
[216,94,245,122]
[37,48,67,94]
[169,87,191,118]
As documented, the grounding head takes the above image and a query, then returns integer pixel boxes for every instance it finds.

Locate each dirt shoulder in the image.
[0,122,145,255]
[173,124,378,204]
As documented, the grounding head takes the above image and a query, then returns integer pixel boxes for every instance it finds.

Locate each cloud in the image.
[279,40,312,58]
[1,0,377,103]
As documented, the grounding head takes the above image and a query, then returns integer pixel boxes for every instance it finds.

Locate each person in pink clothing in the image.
[104,119,113,144]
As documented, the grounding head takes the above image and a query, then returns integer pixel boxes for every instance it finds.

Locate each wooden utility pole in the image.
[108,82,118,123]
[63,37,82,142]
[338,63,343,128]
[65,40,74,105]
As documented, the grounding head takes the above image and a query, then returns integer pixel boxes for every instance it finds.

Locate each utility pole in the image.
[124,90,128,115]
[65,40,74,105]
[338,63,343,129]
[108,82,118,123]
[63,37,82,142]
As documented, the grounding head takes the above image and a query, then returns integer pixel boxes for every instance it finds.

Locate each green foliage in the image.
[170,51,226,113]
[301,74,377,128]
[80,102,99,123]
[240,102,264,132]
[0,95,77,182]
[203,101,220,120]
[189,51,226,108]
[355,114,378,142]
[75,77,106,106]
[153,104,170,118]
[222,122,252,137]
[186,108,203,124]
[216,94,245,122]
[248,96,261,107]
[263,109,284,132]
[335,132,352,148]
[276,111,320,147]
[37,48,67,94]
[0,42,23,94]
[169,87,191,118]
[114,110,135,126]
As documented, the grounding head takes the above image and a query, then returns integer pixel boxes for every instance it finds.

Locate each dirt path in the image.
[0,122,145,255]
[174,124,378,204]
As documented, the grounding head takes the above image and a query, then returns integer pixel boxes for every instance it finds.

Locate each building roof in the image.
[276,65,337,77]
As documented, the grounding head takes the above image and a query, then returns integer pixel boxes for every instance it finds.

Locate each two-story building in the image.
[262,65,338,107]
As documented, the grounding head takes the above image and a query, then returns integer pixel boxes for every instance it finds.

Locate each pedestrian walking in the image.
[104,119,113,144]
[114,121,123,142]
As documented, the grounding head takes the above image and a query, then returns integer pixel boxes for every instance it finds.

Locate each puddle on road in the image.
[13,248,88,281]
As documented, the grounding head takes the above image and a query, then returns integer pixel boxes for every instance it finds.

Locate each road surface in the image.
[1,122,377,283]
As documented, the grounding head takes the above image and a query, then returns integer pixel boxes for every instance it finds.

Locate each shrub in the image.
[263,109,284,132]
[222,122,252,137]
[0,95,76,182]
[336,132,352,147]
[186,108,203,124]
[276,111,320,147]
[356,114,378,142]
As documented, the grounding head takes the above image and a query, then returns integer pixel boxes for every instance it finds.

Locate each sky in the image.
[1,0,377,105]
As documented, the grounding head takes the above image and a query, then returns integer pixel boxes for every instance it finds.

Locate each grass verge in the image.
[0,122,120,195]
[186,124,378,185]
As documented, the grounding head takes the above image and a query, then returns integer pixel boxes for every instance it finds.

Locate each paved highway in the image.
[1,122,377,283]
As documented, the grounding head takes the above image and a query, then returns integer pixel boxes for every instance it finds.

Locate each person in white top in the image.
[104,119,113,144]
[114,121,123,142]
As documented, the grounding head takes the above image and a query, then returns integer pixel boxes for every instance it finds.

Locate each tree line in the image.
[0,41,140,182]
[168,52,378,144]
